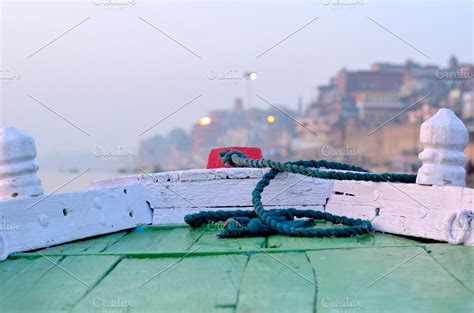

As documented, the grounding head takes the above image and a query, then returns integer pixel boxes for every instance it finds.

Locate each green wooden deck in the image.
[1,225,473,313]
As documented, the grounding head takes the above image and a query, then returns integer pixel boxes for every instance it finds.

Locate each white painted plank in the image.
[93,168,474,245]
[325,180,473,245]
[92,168,334,209]
[0,184,153,260]
[91,168,266,187]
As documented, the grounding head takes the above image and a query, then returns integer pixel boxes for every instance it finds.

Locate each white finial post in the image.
[416,108,468,187]
[0,127,43,200]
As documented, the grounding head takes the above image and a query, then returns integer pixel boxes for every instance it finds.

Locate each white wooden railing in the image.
[0,108,473,260]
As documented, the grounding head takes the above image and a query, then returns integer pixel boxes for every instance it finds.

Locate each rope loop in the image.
[185,150,416,238]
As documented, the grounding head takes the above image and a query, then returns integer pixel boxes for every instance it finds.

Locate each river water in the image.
[37,170,126,194]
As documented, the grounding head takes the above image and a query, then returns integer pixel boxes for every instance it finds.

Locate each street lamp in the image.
[198,116,212,126]
[245,71,257,107]
[267,115,275,124]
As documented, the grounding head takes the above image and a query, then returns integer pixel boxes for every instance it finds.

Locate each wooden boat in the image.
[0,108,472,312]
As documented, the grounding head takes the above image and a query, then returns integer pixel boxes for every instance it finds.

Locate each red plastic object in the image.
[206,147,263,169]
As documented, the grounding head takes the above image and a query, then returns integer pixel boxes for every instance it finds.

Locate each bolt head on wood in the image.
[0,127,43,200]
[416,109,468,187]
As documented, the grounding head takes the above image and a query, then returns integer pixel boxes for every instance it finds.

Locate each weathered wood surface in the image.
[92,167,474,245]
[105,226,203,254]
[2,225,472,312]
[0,255,121,312]
[0,184,152,260]
[92,168,332,208]
[307,247,474,312]
[326,180,473,245]
[236,253,315,313]
[14,225,422,257]
[267,231,419,250]
[426,244,474,293]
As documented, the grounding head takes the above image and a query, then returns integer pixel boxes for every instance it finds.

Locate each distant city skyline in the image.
[137,54,474,174]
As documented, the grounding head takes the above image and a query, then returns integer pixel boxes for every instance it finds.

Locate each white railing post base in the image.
[416,109,468,187]
[0,127,44,200]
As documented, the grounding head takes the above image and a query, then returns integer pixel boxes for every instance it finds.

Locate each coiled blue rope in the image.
[184,150,417,238]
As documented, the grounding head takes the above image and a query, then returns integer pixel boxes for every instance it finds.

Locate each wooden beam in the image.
[91,167,474,246]
[0,184,152,260]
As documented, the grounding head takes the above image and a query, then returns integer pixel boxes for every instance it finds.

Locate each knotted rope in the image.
[184,150,417,238]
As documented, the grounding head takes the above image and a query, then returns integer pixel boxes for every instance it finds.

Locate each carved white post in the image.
[0,127,43,200]
[416,108,468,187]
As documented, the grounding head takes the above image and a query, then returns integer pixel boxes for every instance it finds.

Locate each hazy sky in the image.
[1,0,473,166]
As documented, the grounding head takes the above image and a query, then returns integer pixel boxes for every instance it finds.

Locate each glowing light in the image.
[198,116,212,126]
[267,115,275,123]
[249,72,258,80]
